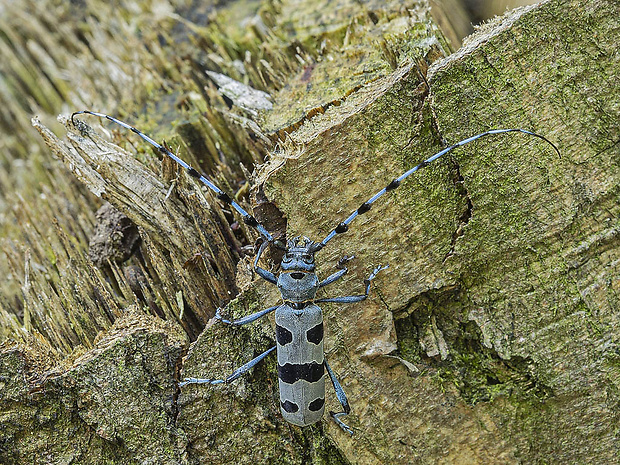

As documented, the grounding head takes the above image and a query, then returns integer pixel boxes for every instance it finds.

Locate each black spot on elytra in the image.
[308,397,325,411]
[276,324,293,345]
[306,322,323,345]
[281,400,299,413]
[278,362,324,384]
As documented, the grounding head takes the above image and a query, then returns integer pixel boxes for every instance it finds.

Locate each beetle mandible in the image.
[71,110,560,434]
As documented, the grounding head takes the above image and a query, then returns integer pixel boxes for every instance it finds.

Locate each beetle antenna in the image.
[71,110,273,242]
[318,128,560,248]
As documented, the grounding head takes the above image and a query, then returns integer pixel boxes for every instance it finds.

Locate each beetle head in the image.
[281,236,322,272]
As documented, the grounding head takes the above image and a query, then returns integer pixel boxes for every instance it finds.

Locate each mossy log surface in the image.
[1,0,619,464]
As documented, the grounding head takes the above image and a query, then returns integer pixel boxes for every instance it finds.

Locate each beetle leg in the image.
[319,268,347,288]
[315,265,388,304]
[179,346,276,387]
[325,358,353,435]
[254,240,277,284]
[319,254,356,287]
[215,305,278,326]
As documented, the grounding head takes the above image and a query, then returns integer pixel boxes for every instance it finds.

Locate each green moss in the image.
[395,287,554,407]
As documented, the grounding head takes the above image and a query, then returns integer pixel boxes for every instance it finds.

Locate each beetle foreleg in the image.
[319,268,348,288]
[319,256,356,288]
[254,240,277,284]
[325,358,353,435]
[179,345,276,387]
[315,265,388,304]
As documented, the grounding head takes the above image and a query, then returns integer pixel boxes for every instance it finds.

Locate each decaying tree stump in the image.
[0,0,618,463]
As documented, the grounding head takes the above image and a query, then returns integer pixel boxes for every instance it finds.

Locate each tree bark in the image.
[0,0,618,464]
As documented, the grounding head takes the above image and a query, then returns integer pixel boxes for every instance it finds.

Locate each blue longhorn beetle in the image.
[71,110,559,434]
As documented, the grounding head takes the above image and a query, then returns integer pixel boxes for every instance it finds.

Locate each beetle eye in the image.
[283,254,292,262]
[302,254,313,263]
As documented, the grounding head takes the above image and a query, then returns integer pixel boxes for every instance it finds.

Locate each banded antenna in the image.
[71,111,274,243]
[318,129,560,248]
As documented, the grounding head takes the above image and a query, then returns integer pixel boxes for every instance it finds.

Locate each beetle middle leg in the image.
[215,304,278,326]
[179,346,276,386]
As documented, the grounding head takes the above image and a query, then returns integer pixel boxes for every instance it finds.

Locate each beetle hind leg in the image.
[325,358,353,436]
[330,412,353,436]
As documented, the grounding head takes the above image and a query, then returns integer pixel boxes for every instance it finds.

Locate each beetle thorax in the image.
[277,236,321,303]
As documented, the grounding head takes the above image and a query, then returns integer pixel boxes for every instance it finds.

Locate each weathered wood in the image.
[0,0,618,463]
